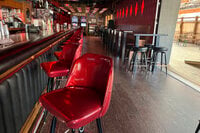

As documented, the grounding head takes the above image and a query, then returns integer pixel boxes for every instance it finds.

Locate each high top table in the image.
[121,33,168,64]
[134,34,168,47]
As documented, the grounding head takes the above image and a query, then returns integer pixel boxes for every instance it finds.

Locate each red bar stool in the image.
[54,42,78,61]
[63,35,81,45]
[59,32,82,49]
[55,37,83,61]
[39,53,114,133]
[41,43,82,124]
[41,43,82,92]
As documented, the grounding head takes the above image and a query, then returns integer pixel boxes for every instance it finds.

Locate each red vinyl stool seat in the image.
[40,29,83,126]
[40,87,102,129]
[41,43,82,93]
[39,53,114,133]
[54,51,62,60]
[57,39,83,60]
[41,61,71,78]
[41,44,79,78]
[63,40,79,45]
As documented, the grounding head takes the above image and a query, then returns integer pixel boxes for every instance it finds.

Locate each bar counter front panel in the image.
[0,30,74,133]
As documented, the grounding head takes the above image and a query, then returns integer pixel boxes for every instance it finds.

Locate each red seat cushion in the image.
[41,61,71,77]
[39,87,102,129]
[60,45,64,49]
[63,41,79,45]
[54,51,62,60]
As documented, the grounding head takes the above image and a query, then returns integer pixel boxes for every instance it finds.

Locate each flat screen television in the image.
[81,23,86,27]
[72,16,78,23]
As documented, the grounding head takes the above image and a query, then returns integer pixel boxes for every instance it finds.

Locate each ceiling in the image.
[56,0,116,15]
[57,0,114,6]
[50,0,122,15]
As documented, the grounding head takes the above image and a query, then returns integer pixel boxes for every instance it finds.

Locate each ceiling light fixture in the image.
[86,7,90,13]
[68,6,75,13]
[92,8,99,14]
[77,7,82,12]
[60,7,69,13]
[99,8,108,14]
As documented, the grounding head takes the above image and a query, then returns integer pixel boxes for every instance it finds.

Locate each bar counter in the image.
[0,29,75,133]
[0,31,56,53]
[0,30,73,78]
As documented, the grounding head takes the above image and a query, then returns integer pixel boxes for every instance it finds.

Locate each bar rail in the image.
[0,31,73,78]
[0,29,74,133]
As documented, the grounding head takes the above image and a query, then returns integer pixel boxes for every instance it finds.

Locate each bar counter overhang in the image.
[0,29,75,133]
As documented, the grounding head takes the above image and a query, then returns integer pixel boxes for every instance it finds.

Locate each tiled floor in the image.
[38,36,200,133]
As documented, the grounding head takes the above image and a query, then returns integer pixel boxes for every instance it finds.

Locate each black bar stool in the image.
[144,44,154,58]
[151,47,168,74]
[129,46,148,71]
[123,33,135,64]
[124,44,134,64]
[144,44,154,65]
[195,120,200,133]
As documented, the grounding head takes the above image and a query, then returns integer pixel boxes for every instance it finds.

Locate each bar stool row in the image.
[39,28,114,133]
[102,28,168,74]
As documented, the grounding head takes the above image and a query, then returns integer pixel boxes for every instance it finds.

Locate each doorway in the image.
[169,0,200,86]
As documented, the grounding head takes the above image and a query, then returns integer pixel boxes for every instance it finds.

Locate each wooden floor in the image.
[39,36,200,133]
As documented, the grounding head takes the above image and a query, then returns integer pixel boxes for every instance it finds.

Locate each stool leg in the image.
[43,109,48,124]
[79,127,85,133]
[132,52,138,71]
[47,77,54,92]
[134,53,138,71]
[140,53,143,68]
[161,52,163,71]
[72,129,75,133]
[129,52,137,71]
[50,116,57,133]
[164,52,168,75]
[195,120,200,133]
[47,77,51,93]
[142,52,147,70]
[96,118,103,133]
[149,52,155,71]
[144,53,148,70]
[124,49,130,64]
[50,77,54,92]
[148,53,152,71]
[55,77,62,89]
[152,52,158,72]
[128,52,134,70]
[141,53,145,70]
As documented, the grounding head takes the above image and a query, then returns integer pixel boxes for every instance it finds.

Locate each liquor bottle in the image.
[0,20,5,36]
